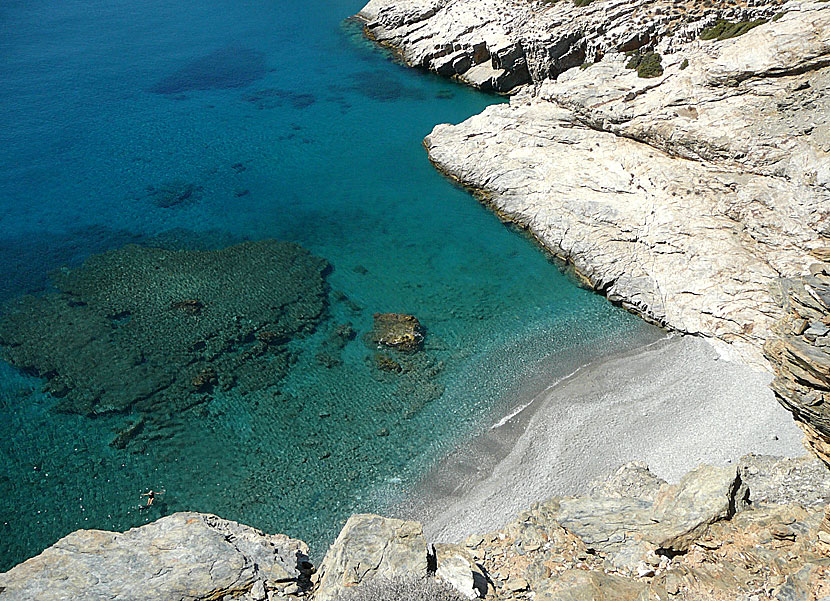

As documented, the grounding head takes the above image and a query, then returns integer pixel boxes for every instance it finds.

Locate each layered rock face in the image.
[421,5,830,368]
[766,268,830,466]
[357,0,786,92]
[2,456,828,601]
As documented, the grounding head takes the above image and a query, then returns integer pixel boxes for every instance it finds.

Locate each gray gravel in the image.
[395,335,806,543]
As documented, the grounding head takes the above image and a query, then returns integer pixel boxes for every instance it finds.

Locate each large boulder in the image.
[647,464,749,552]
[370,313,425,352]
[314,514,428,601]
[0,512,310,601]
[500,464,748,573]
[433,543,487,599]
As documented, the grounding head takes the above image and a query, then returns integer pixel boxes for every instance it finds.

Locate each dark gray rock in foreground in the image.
[0,512,311,601]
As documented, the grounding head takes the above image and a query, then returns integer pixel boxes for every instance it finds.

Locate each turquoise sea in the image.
[0,0,661,569]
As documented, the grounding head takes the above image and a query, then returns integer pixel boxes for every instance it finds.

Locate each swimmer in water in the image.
[139,489,165,508]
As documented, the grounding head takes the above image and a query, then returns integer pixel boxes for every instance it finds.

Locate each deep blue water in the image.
[0,0,661,569]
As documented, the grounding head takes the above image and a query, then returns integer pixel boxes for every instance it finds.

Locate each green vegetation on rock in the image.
[626,50,664,78]
[572,0,595,7]
[680,58,689,70]
[700,18,768,41]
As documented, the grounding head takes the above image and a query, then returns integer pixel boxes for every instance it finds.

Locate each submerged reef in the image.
[145,180,204,208]
[149,45,267,95]
[0,240,329,417]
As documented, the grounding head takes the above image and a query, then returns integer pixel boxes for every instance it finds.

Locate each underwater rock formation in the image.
[149,45,267,94]
[0,240,329,417]
[145,180,203,208]
[370,313,425,352]
[365,313,444,413]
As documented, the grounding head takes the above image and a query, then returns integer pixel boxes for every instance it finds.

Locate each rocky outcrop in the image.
[420,6,830,367]
[313,514,428,601]
[370,312,425,352]
[357,0,787,92]
[3,457,827,601]
[0,512,311,601]
[459,457,830,601]
[488,463,749,576]
[359,0,830,476]
[433,543,488,599]
[765,267,830,466]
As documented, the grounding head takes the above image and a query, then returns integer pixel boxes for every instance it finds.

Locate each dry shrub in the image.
[338,576,469,601]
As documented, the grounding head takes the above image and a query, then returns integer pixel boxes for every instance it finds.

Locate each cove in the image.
[0,0,661,570]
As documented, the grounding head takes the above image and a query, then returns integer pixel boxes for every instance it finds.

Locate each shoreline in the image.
[355,0,830,544]
[392,334,806,543]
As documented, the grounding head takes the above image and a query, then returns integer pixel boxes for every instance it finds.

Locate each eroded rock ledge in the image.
[1,456,828,601]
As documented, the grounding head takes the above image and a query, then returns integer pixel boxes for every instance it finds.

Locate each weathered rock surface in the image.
[766,269,830,466]
[537,6,830,189]
[0,512,311,601]
[358,0,788,93]
[461,458,830,601]
[739,453,830,507]
[422,7,830,367]
[519,464,748,573]
[313,514,428,601]
[2,458,828,601]
[586,461,667,502]
[433,543,487,599]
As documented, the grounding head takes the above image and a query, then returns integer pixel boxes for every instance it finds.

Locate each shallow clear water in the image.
[0,0,661,569]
